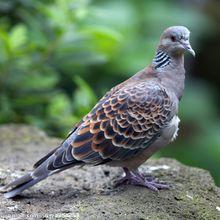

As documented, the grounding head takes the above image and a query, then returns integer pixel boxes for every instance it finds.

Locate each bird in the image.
[1,26,195,199]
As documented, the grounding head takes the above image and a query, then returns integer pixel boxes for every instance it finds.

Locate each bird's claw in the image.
[115,168,170,191]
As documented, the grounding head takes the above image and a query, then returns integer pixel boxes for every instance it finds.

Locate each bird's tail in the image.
[1,139,83,199]
[1,172,47,199]
[1,151,55,198]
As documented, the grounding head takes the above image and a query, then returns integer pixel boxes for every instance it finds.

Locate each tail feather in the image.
[1,173,47,199]
[1,157,52,199]
[33,146,59,169]
[1,160,81,198]
[1,139,83,199]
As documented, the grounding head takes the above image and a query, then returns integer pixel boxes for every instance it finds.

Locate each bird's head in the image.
[159,26,195,57]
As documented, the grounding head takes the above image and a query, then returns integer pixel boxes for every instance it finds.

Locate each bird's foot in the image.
[115,168,170,191]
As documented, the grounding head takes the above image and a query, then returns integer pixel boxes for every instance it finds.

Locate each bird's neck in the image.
[152,50,171,69]
[130,50,185,100]
[152,50,184,69]
[152,50,185,100]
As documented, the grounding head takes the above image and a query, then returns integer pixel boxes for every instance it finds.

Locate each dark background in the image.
[0,0,220,185]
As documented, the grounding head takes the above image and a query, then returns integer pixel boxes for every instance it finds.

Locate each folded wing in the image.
[68,80,174,165]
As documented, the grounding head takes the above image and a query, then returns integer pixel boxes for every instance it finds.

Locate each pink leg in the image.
[115,167,170,191]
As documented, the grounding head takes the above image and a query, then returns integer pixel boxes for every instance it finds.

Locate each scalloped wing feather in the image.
[69,80,174,164]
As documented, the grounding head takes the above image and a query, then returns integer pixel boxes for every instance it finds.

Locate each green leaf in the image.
[20,67,59,90]
[80,25,122,55]
[9,25,27,50]
[47,93,72,118]
[73,76,97,115]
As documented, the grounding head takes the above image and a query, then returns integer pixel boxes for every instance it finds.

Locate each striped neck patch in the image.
[153,51,171,69]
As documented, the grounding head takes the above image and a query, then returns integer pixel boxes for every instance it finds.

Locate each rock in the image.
[0,124,220,220]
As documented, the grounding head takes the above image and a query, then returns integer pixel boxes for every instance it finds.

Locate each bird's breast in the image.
[154,115,180,147]
[107,115,180,170]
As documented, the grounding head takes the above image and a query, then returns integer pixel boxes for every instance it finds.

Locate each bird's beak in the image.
[181,41,195,57]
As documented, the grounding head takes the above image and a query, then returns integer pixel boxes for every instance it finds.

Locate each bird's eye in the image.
[171,35,176,42]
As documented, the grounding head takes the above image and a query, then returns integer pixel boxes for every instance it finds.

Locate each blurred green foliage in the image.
[0,0,220,185]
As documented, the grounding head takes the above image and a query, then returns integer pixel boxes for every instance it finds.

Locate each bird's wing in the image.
[69,80,174,163]
[43,80,175,171]
[33,122,81,169]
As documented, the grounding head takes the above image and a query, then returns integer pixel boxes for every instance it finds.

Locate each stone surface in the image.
[0,124,220,220]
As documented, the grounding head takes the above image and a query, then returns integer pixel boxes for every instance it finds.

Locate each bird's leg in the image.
[115,167,170,191]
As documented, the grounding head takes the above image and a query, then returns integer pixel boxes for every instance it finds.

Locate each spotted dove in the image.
[1,26,195,198]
